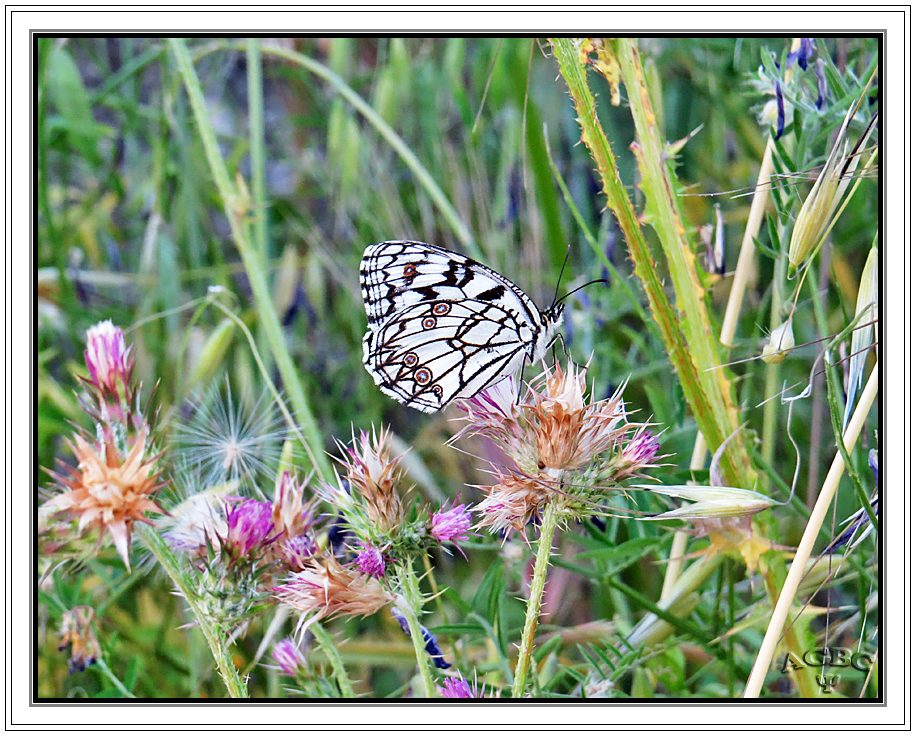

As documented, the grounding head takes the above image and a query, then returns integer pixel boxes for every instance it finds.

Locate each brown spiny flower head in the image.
[271,471,316,540]
[57,606,101,674]
[473,472,552,537]
[528,360,629,471]
[263,470,319,570]
[454,361,632,476]
[320,427,407,538]
[41,427,164,571]
[455,360,660,537]
[273,556,395,628]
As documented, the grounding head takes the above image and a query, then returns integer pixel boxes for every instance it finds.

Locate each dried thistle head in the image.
[455,360,660,537]
[273,556,395,626]
[473,472,552,537]
[325,426,407,537]
[271,471,316,541]
[41,428,164,571]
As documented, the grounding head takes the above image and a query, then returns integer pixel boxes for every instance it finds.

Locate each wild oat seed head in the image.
[638,483,777,573]
[761,318,796,364]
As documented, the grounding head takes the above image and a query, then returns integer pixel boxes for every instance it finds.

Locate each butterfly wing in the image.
[363,299,535,412]
[360,240,543,329]
[360,240,560,412]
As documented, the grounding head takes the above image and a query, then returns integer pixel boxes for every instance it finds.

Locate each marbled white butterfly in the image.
[360,240,565,413]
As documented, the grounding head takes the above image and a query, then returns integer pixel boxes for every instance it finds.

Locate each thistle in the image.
[455,360,660,536]
[42,428,164,571]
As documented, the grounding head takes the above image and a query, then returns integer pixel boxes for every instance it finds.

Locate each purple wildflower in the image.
[438,674,483,698]
[222,499,276,565]
[774,80,786,140]
[272,637,307,677]
[354,542,386,579]
[788,38,815,70]
[281,534,318,571]
[815,59,828,110]
[613,430,660,480]
[430,501,473,549]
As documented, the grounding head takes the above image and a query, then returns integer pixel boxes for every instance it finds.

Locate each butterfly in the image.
[360,240,565,413]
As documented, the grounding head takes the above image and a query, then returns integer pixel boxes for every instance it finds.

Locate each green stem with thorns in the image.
[512,498,563,698]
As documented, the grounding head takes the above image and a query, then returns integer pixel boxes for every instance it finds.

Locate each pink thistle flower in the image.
[353,542,387,579]
[438,674,485,698]
[271,637,307,677]
[280,534,318,572]
[430,501,473,550]
[612,429,660,480]
[83,320,136,424]
[84,320,133,398]
[221,499,276,565]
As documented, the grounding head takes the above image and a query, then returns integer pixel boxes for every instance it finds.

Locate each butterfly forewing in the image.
[360,240,563,413]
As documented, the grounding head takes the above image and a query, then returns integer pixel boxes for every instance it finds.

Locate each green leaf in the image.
[47,46,105,166]
[470,557,504,622]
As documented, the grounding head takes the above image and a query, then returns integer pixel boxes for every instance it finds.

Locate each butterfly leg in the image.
[515,352,527,405]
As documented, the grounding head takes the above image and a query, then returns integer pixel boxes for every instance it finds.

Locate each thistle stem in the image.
[138,525,249,698]
[310,622,356,698]
[396,560,437,698]
[511,498,562,698]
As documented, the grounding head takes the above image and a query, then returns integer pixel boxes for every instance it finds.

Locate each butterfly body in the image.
[360,240,564,413]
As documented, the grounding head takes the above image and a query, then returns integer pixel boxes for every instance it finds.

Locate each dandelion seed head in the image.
[172,378,288,493]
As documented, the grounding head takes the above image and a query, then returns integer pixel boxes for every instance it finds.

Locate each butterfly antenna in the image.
[556,278,609,304]
[552,245,572,309]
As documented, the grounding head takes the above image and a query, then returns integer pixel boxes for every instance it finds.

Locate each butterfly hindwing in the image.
[363,299,534,412]
[360,240,565,412]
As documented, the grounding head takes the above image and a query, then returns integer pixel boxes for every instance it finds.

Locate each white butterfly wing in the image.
[360,240,543,328]
[360,240,562,412]
[363,299,534,412]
